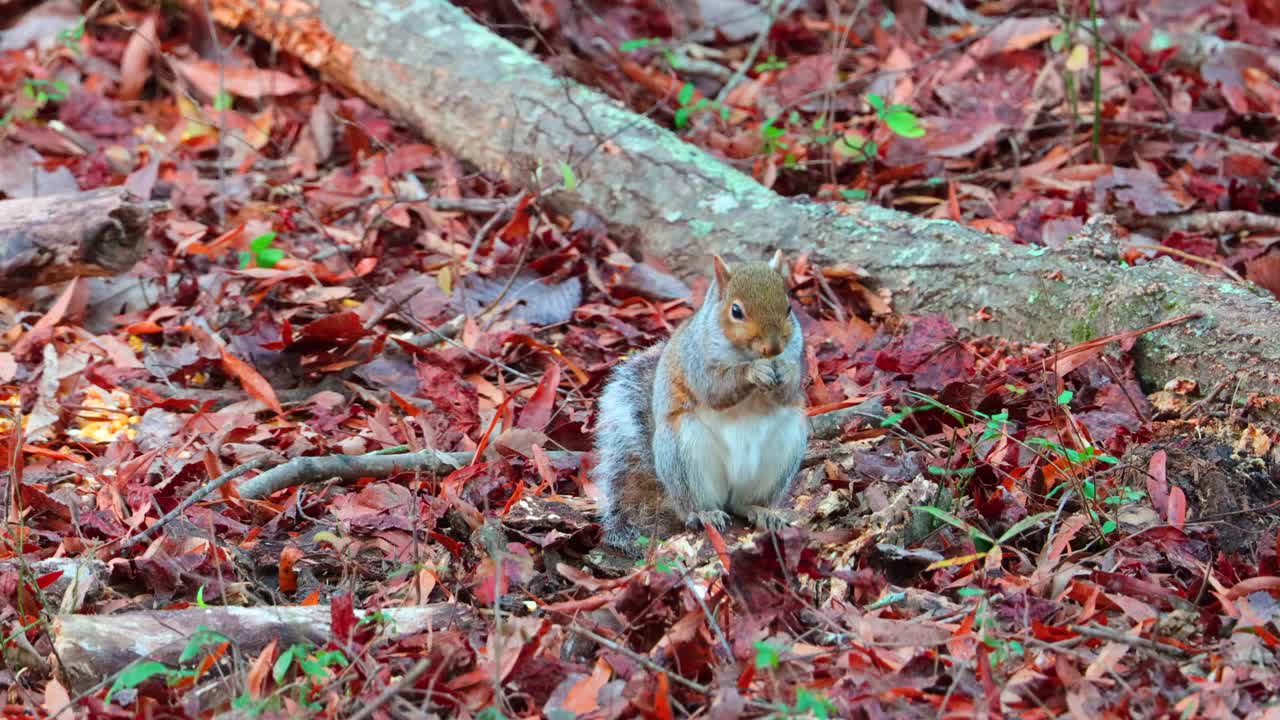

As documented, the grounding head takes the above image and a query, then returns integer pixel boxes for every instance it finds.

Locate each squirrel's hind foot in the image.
[743,505,790,531]
[687,509,732,531]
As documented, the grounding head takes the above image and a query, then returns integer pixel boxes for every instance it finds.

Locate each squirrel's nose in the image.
[759,340,782,357]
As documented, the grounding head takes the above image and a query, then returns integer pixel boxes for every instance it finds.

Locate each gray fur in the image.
[592,266,809,554]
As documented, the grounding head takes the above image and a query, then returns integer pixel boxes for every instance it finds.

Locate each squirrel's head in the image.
[711,250,793,358]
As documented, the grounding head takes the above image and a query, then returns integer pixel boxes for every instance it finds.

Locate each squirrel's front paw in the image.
[745,506,790,531]
[746,359,779,387]
[688,509,731,531]
[771,359,799,387]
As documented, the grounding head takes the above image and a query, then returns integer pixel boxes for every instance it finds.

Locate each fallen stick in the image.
[189,0,1280,409]
[52,604,473,695]
[0,187,152,292]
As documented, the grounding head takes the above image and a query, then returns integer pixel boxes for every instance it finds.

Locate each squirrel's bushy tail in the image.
[591,344,664,554]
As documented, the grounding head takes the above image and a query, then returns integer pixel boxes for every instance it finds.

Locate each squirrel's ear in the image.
[768,249,785,273]
[712,255,731,295]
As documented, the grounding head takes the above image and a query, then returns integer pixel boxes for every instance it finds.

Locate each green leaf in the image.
[557,161,577,192]
[866,93,886,112]
[880,406,914,427]
[619,38,658,52]
[1051,31,1069,52]
[996,512,1053,544]
[883,109,926,138]
[753,640,780,669]
[677,82,695,107]
[273,644,305,683]
[256,247,284,268]
[476,707,507,720]
[914,505,970,533]
[840,188,867,200]
[655,560,673,573]
[1149,31,1174,52]
[1082,479,1096,499]
[957,587,985,597]
[196,584,208,608]
[1097,453,1119,465]
[794,688,835,719]
[214,91,234,110]
[880,9,896,28]
[250,232,277,253]
[812,115,825,131]
[673,107,690,129]
[760,121,786,141]
[108,661,170,700]
[635,535,650,547]
[238,250,253,268]
[1101,520,1117,534]
[179,626,230,663]
[1057,389,1075,405]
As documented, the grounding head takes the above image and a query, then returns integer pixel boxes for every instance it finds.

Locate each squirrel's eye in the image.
[730,303,745,321]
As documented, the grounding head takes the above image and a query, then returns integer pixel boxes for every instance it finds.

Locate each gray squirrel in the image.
[592,251,809,554]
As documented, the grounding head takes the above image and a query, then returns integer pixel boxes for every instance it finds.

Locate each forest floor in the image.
[1,0,1279,717]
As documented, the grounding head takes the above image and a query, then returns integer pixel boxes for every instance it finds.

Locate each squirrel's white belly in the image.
[688,398,807,508]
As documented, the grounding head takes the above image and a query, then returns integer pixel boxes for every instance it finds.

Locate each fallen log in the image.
[0,187,152,293]
[193,0,1280,408]
[52,603,473,694]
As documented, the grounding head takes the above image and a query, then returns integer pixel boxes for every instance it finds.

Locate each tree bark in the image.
[195,0,1280,407]
[52,603,473,694]
[0,187,151,293]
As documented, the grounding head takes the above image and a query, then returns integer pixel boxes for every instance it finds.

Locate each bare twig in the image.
[1126,243,1246,284]
[114,458,271,548]
[1069,623,1190,657]
[1127,210,1280,237]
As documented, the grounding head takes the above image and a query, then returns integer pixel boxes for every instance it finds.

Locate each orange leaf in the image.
[300,590,321,606]
[1167,486,1187,529]
[220,348,283,414]
[278,546,304,592]
[1224,576,1280,600]
[245,638,278,698]
[118,15,157,101]
[171,58,313,100]
[1146,450,1169,520]
[653,672,673,720]
[704,522,731,573]
[516,363,561,431]
[563,659,611,714]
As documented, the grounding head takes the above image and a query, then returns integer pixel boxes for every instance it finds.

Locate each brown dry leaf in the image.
[563,658,611,714]
[118,15,157,101]
[278,546,304,592]
[245,638,278,698]
[43,677,72,719]
[219,348,283,414]
[1245,255,1280,299]
[171,58,314,100]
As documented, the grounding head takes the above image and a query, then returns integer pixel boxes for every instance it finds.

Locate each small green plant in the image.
[239,232,284,268]
[106,661,194,701]
[273,642,348,683]
[753,639,781,669]
[914,505,1052,553]
[673,82,730,130]
[3,77,74,125]
[58,17,86,55]
[785,687,837,719]
[865,93,926,138]
[754,55,787,73]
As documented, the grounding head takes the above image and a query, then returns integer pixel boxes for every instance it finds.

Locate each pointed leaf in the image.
[996,511,1053,545]
[220,349,283,414]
